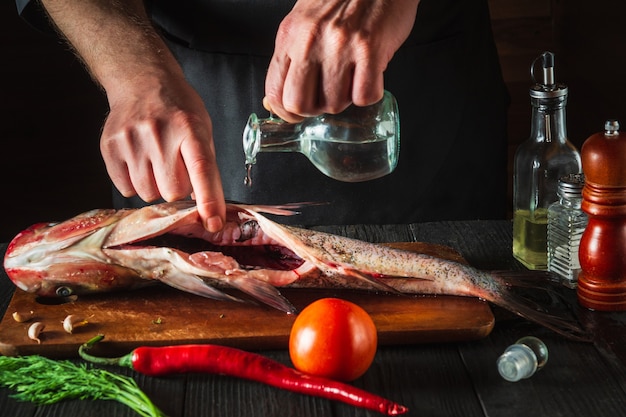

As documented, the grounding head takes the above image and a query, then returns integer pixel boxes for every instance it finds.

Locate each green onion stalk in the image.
[0,355,166,417]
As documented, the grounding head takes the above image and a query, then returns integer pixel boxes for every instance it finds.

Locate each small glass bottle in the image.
[497,336,549,382]
[243,90,400,185]
[513,51,582,270]
[547,173,587,287]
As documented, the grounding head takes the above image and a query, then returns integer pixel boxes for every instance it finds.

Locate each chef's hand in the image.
[264,0,419,122]
[40,0,226,232]
[101,73,226,233]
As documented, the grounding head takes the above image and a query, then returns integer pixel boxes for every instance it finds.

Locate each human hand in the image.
[264,0,419,122]
[36,0,226,231]
[100,73,226,232]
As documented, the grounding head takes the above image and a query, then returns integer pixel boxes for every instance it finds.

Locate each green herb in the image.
[0,355,167,417]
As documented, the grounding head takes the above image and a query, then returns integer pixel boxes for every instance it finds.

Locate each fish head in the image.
[2,201,305,302]
[6,258,149,298]
[3,208,147,297]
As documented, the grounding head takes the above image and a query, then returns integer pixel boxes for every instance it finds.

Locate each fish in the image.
[3,201,587,340]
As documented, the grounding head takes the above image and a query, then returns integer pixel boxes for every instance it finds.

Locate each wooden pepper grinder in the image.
[578,120,626,310]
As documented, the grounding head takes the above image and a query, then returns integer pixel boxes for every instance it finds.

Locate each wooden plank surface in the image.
[0,242,494,358]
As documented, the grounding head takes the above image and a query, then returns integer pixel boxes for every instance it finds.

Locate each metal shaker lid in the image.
[529,51,568,99]
[557,173,585,200]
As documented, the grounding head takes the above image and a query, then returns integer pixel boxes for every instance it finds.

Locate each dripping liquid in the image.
[244,163,253,187]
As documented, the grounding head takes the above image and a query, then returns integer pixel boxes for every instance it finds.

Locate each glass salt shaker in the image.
[497,336,549,382]
[547,173,587,288]
[243,90,400,185]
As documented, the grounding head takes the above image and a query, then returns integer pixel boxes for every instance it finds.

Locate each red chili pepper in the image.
[79,335,407,416]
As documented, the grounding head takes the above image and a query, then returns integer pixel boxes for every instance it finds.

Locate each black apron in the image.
[118,0,511,224]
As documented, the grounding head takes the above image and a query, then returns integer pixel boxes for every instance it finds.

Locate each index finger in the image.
[181,136,226,232]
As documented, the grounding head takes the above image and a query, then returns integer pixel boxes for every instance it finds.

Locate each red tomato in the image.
[289,298,378,382]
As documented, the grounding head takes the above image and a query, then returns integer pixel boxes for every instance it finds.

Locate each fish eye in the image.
[56,286,74,297]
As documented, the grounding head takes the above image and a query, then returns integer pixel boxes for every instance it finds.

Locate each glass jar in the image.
[243,90,400,185]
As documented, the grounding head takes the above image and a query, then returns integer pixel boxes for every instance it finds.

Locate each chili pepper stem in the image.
[80,334,134,369]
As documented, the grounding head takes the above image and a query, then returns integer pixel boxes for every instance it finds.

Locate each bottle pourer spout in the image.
[531,51,556,87]
[542,51,555,86]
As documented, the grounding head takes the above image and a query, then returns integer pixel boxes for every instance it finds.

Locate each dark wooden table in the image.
[2,220,626,417]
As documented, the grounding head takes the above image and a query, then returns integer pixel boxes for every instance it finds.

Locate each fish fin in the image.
[104,202,198,247]
[232,202,329,217]
[228,274,297,314]
[489,271,590,342]
[339,268,406,295]
[158,271,245,304]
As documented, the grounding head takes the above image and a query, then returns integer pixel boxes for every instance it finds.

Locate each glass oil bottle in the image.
[547,173,587,287]
[512,51,582,270]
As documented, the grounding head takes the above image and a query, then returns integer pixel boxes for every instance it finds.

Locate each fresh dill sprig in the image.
[0,355,167,417]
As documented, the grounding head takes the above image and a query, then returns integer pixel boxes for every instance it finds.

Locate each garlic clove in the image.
[12,311,34,323]
[28,322,45,344]
[62,315,88,334]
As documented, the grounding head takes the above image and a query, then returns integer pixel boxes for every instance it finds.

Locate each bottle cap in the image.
[497,344,538,382]
[497,336,548,382]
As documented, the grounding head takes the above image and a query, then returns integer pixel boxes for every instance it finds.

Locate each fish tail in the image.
[483,271,589,342]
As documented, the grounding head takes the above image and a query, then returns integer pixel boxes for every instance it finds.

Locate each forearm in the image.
[39,0,183,98]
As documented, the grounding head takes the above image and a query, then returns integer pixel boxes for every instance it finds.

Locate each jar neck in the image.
[243,114,303,165]
[530,96,568,144]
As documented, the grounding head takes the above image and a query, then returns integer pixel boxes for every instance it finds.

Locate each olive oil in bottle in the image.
[513,208,549,270]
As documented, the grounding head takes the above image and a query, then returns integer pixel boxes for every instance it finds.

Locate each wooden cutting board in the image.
[0,242,494,358]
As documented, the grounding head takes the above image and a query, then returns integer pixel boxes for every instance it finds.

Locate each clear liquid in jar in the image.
[302,136,396,183]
